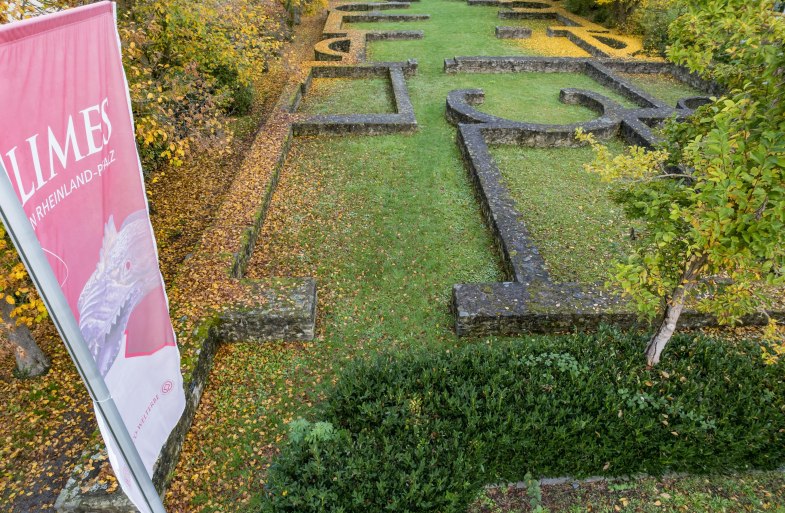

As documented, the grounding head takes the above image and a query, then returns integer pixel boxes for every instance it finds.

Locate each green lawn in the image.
[298,78,395,115]
[166,1,781,511]
[275,0,651,346]
[618,72,705,107]
[345,0,524,63]
[492,141,638,285]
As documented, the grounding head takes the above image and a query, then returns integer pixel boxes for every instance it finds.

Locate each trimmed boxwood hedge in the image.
[261,328,785,513]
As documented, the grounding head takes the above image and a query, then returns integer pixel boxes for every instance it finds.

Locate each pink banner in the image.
[0,3,185,511]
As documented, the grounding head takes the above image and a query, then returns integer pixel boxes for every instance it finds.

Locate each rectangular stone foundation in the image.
[293,63,418,136]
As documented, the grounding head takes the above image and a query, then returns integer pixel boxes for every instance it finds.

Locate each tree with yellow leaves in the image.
[121,0,286,170]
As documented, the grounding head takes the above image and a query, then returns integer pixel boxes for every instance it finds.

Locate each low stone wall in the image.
[310,59,418,78]
[498,9,561,20]
[453,120,785,334]
[678,96,713,110]
[455,124,550,284]
[342,12,430,22]
[554,28,611,57]
[495,26,532,39]
[469,0,553,6]
[453,282,633,337]
[453,282,785,337]
[496,8,581,27]
[56,278,318,511]
[330,38,351,53]
[293,63,418,136]
[323,10,348,39]
[218,279,318,342]
[444,56,716,103]
[314,37,352,61]
[445,56,589,73]
[443,56,758,337]
[599,59,723,96]
[335,1,411,11]
[446,88,623,146]
[322,4,429,61]
[481,0,644,58]
[289,71,313,113]
[293,114,417,135]
[366,30,424,41]
[584,61,664,108]
[315,31,422,62]
[445,89,489,124]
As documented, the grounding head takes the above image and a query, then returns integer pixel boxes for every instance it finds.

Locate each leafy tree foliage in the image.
[0,0,320,375]
[121,0,285,169]
[580,0,785,365]
[3,0,289,168]
[636,0,685,56]
[0,0,71,23]
[282,0,327,27]
[594,0,641,29]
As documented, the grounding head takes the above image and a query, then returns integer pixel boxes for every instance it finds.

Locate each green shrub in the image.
[563,0,612,25]
[209,64,256,115]
[637,1,685,57]
[261,328,785,513]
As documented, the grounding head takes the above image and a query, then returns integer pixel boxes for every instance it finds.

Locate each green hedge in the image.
[261,328,785,513]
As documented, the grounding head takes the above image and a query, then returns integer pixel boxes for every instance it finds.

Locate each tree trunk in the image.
[616,2,627,29]
[645,255,707,366]
[1,301,50,377]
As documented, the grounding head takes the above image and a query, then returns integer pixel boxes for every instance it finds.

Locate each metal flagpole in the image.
[0,163,167,513]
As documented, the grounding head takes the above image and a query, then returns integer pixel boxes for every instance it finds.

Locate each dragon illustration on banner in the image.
[77,210,162,376]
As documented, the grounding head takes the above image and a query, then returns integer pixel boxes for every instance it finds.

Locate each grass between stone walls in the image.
[164,1,785,511]
[617,72,705,107]
[298,78,396,115]
[491,141,639,285]
[345,0,590,60]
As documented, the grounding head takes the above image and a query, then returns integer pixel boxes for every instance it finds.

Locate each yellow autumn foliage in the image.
[0,226,47,329]
[120,0,286,169]
[0,0,320,331]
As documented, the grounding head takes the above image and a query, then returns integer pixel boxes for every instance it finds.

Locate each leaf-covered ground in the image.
[469,472,785,513]
[0,322,93,512]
